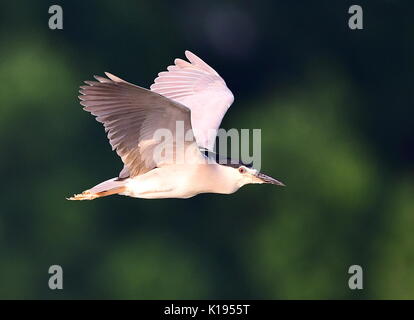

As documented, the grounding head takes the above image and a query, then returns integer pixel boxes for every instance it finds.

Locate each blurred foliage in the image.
[0,0,413,299]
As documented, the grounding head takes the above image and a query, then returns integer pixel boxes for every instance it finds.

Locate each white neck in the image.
[196,164,242,194]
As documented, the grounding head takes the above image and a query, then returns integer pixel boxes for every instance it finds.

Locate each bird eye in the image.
[238,167,246,174]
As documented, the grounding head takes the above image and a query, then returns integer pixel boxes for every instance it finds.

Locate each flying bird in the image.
[68,51,284,200]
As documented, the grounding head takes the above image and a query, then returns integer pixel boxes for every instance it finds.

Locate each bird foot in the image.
[66,190,98,201]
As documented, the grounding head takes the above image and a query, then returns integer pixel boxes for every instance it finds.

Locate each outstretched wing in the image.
[79,73,202,178]
[150,51,234,151]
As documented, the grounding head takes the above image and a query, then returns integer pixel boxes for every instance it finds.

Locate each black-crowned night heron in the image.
[68,51,284,200]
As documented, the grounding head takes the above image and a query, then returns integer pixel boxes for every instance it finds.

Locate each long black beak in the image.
[256,172,285,186]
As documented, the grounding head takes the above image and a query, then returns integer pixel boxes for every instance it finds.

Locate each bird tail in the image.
[67,178,127,201]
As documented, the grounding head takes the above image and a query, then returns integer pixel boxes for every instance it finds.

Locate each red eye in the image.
[238,167,246,174]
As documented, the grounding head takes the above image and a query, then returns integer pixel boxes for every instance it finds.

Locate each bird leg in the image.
[67,190,98,201]
[67,186,126,200]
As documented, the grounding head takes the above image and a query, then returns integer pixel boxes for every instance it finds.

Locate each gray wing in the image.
[79,72,201,178]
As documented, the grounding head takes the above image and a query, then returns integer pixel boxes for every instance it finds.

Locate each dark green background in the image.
[0,0,413,299]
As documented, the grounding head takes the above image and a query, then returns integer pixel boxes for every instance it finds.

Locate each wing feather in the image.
[79,73,201,178]
[150,51,234,150]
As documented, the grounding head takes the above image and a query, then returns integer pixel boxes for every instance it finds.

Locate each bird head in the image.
[219,162,285,189]
[203,150,285,190]
[235,165,285,187]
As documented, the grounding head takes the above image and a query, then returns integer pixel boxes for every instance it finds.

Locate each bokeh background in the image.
[0,0,413,299]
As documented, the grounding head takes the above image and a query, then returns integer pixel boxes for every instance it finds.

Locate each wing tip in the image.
[93,75,112,83]
[105,72,126,83]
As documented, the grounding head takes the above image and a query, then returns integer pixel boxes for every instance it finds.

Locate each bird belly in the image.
[121,166,201,199]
